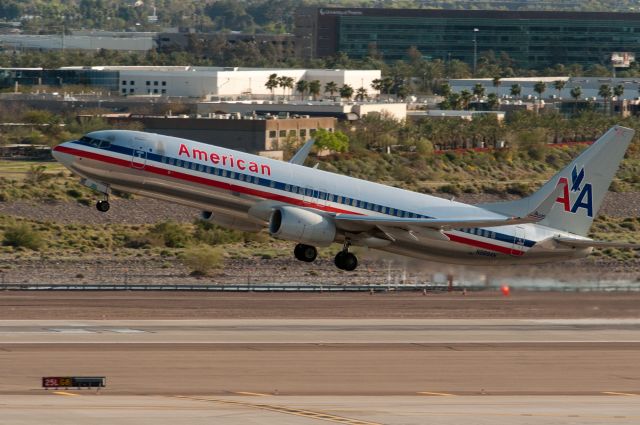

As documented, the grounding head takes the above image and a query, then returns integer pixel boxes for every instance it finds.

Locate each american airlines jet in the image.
[53,125,639,271]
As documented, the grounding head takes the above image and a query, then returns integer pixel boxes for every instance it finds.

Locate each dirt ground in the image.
[2,291,640,320]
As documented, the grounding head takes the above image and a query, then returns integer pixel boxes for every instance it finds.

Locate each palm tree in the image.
[439,82,452,98]
[265,73,278,100]
[533,81,546,111]
[553,80,566,98]
[278,76,294,98]
[472,83,485,100]
[613,84,625,115]
[492,76,501,95]
[308,80,321,101]
[510,84,521,99]
[570,86,582,115]
[598,84,612,115]
[295,80,309,100]
[324,81,338,100]
[381,76,394,97]
[355,87,368,101]
[487,93,499,110]
[339,84,354,101]
[459,89,472,110]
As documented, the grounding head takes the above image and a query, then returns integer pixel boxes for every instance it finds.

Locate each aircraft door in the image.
[511,226,526,256]
[131,137,147,169]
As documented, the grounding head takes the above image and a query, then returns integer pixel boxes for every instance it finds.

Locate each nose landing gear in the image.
[96,198,110,212]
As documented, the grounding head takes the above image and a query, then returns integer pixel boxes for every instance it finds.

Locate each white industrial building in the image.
[109,66,381,98]
[449,77,640,101]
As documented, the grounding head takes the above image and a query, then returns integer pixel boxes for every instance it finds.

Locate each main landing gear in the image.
[292,240,359,271]
[334,241,358,271]
[294,243,317,262]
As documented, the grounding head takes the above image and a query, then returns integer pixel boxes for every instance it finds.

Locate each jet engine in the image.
[269,206,336,246]
[200,211,263,232]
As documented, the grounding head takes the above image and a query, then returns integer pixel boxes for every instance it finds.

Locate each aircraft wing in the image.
[335,213,542,231]
[554,237,640,249]
[334,181,564,231]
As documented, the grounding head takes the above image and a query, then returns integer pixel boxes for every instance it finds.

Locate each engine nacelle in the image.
[200,211,263,232]
[269,206,336,247]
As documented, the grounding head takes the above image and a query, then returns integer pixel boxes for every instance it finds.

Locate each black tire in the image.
[96,200,110,212]
[294,244,317,262]
[335,251,358,271]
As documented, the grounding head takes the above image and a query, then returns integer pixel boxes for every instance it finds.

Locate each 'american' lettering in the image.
[178,143,271,176]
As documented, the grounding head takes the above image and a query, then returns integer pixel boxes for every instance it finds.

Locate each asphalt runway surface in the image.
[1,292,640,424]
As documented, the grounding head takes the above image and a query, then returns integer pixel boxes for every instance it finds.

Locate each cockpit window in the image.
[80,136,110,149]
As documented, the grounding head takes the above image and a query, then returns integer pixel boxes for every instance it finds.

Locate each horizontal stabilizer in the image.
[554,237,640,249]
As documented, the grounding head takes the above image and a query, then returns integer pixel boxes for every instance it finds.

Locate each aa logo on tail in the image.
[555,165,593,217]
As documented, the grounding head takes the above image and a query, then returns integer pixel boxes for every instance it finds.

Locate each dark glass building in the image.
[295,7,640,68]
[0,68,119,90]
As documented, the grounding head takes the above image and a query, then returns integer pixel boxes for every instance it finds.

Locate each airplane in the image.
[52,125,639,271]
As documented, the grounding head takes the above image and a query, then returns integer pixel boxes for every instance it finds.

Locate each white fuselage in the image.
[53,130,590,265]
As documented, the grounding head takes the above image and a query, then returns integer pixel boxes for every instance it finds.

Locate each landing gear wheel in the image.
[335,251,358,271]
[96,200,110,212]
[294,244,317,262]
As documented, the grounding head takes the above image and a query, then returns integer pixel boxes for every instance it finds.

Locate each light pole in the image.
[472,28,479,76]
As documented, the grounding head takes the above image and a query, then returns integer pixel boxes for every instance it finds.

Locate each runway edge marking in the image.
[52,391,79,397]
[233,391,271,397]
[417,391,455,396]
[174,395,384,425]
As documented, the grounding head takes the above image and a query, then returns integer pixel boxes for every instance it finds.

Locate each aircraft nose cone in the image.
[52,143,74,167]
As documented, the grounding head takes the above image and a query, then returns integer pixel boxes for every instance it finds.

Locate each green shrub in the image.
[193,219,244,245]
[183,244,224,276]
[66,189,82,198]
[2,223,43,250]
[149,221,191,248]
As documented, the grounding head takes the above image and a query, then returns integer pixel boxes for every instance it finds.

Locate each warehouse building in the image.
[0,66,381,99]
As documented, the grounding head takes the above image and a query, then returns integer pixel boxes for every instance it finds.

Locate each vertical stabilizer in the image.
[480,125,635,236]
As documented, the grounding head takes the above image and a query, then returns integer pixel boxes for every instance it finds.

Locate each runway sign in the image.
[42,377,106,388]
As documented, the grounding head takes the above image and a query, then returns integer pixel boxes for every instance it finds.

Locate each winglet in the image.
[525,180,566,222]
[289,139,315,165]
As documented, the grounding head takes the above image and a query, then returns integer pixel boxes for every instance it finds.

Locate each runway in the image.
[1,319,639,396]
[2,294,640,424]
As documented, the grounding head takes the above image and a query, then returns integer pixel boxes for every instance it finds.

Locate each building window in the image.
[130,81,134,85]
[310,129,317,135]
[300,129,307,137]
[289,130,296,137]
[129,88,134,93]
[153,89,158,94]
[122,88,126,94]
[269,130,276,138]
[154,81,158,86]
[279,130,286,138]
[146,81,150,86]
[162,81,166,86]
[161,89,166,94]
[122,80,127,85]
